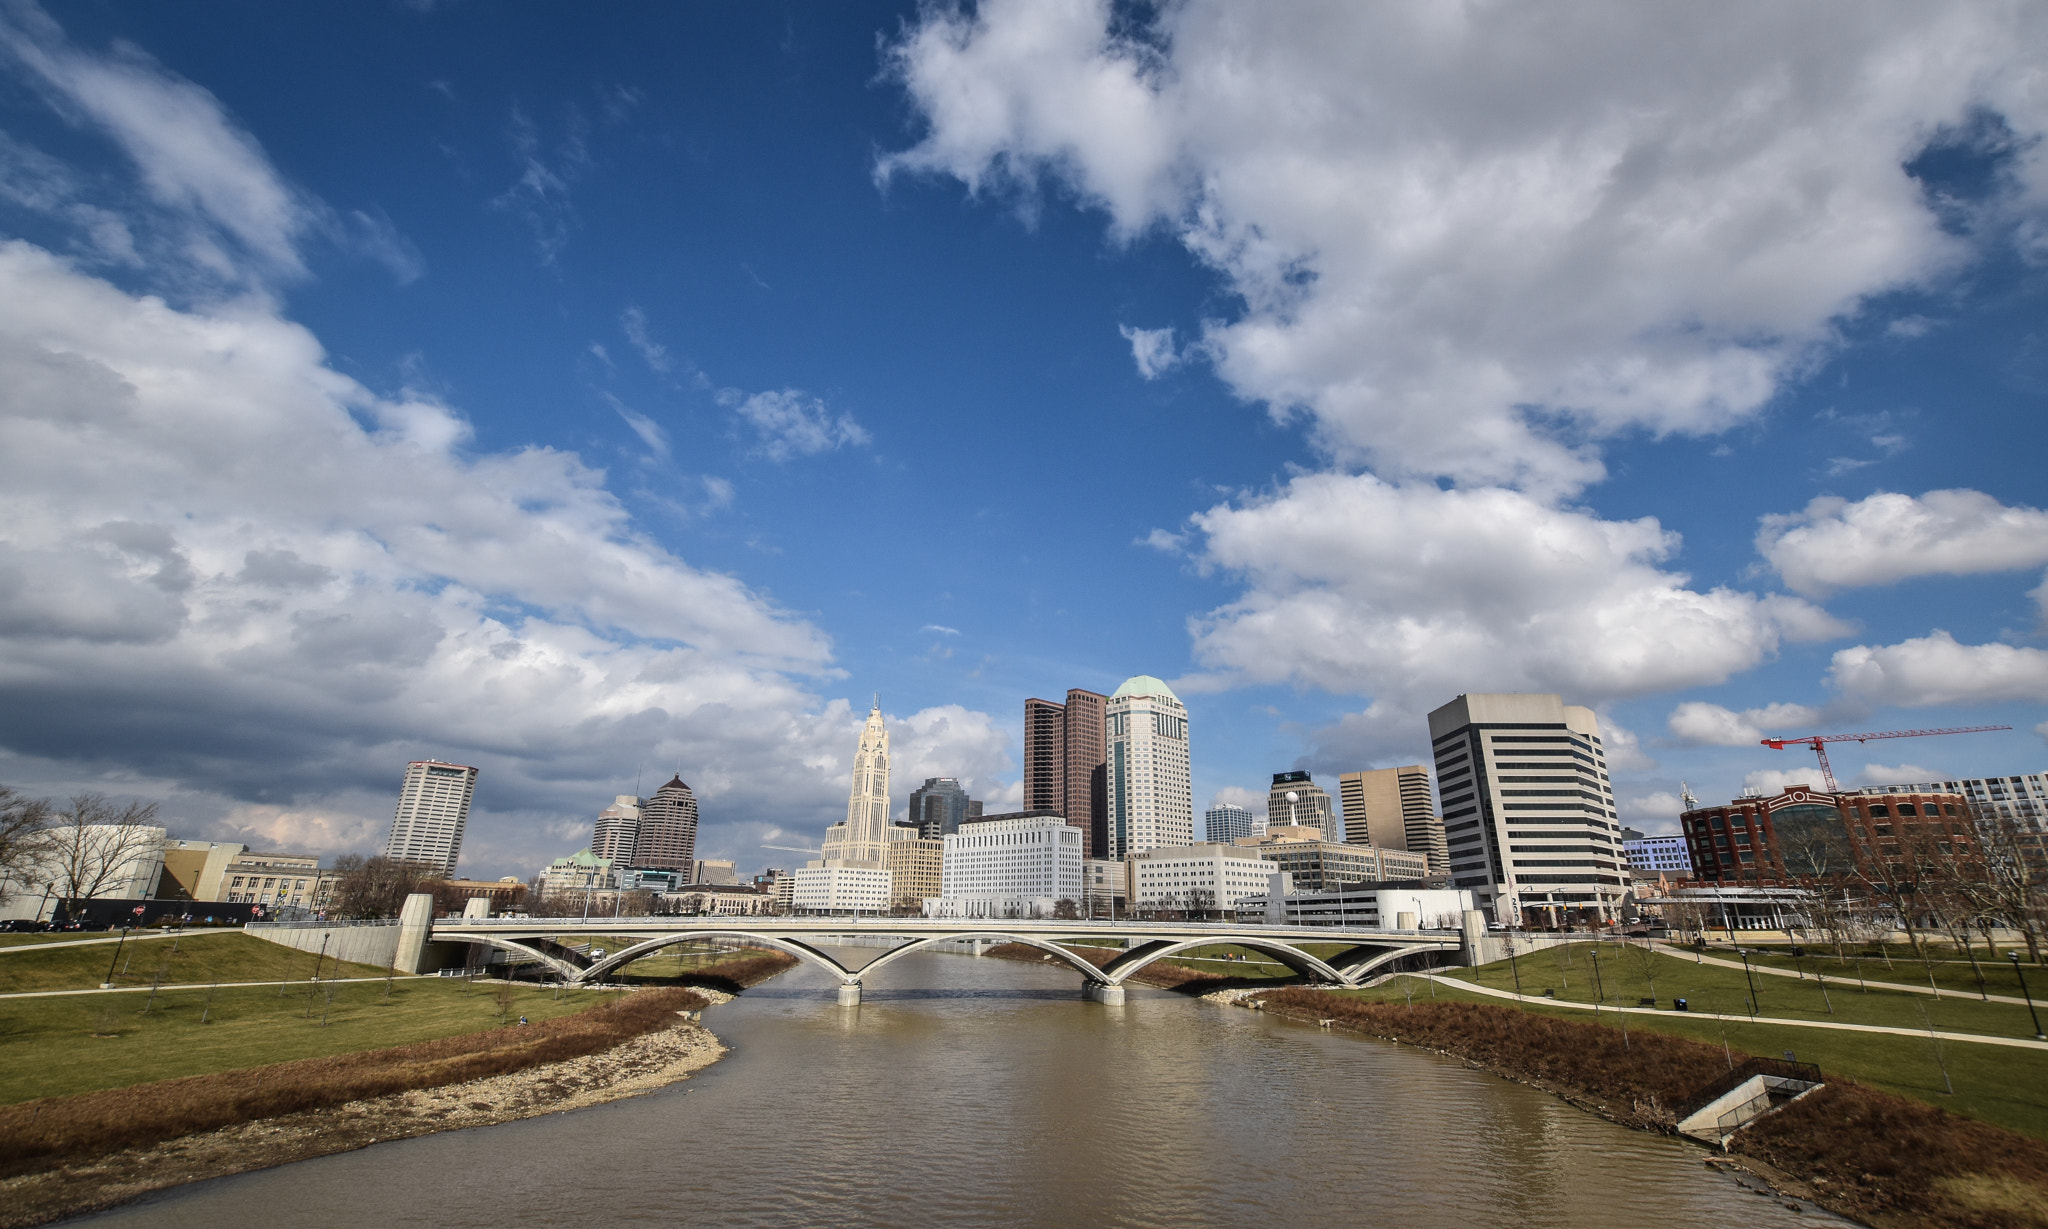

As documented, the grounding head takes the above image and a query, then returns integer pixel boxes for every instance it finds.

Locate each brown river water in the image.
[75,947,1839,1228]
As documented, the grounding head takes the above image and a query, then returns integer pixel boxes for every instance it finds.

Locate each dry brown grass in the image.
[1257,987,2048,1229]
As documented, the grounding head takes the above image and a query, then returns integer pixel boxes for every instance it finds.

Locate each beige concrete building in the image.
[1338,765,1450,875]
[1266,771,1335,837]
[157,839,246,903]
[885,836,943,912]
[221,852,332,912]
[1231,831,1428,890]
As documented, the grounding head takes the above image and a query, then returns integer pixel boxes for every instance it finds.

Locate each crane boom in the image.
[1759,724,2011,792]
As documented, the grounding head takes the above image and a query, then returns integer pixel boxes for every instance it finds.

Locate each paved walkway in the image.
[0,974,431,1000]
[1409,971,2048,1052]
[0,930,235,956]
[1650,942,2034,1007]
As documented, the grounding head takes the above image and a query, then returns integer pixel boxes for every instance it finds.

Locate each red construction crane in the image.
[1760,725,2011,792]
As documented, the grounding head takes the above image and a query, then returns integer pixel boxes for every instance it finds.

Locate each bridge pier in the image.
[837,982,862,1006]
[1084,982,1125,1005]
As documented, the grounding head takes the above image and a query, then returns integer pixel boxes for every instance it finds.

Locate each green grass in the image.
[0,932,389,995]
[1343,947,2048,1141]
[0,976,616,1105]
[1455,943,2045,1041]
[1700,942,2044,999]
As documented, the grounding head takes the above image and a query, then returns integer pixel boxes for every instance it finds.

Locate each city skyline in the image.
[0,4,2044,884]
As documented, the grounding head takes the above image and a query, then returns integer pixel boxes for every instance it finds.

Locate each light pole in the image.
[101,924,131,988]
[1737,946,1761,1017]
[2010,952,2046,1041]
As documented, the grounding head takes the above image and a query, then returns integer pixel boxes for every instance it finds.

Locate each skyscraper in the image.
[907,777,974,839]
[832,700,892,866]
[383,760,477,877]
[1266,771,1334,836]
[1204,802,1257,843]
[591,794,643,866]
[637,777,699,870]
[1337,765,1450,874]
[1104,676,1192,858]
[1021,688,1109,855]
[1428,693,1621,924]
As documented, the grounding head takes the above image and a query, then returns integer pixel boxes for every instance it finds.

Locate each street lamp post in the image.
[1737,947,1761,1017]
[101,924,131,988]
[2010,952,2046,1041]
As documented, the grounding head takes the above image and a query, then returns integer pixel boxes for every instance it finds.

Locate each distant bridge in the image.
[425,915,1476,1004]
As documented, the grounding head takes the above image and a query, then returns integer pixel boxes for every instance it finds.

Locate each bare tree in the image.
[1966,803,2044,964]
[0,784,54,907]
[328,854,437,918]
[45,794,162,918]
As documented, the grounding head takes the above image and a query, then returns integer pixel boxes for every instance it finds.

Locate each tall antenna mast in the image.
[1679,780,1699,811]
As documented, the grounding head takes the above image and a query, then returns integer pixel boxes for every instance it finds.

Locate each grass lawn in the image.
[0,932,390,995]
[1696,942,2044,999]
[0,976,618,1105]
[1340,952,2048,1141]
[615,942,778,979]
[1453,943,2044,1041]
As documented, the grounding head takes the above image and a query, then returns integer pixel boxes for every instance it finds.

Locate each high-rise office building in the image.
[1104,676,1192,858]
[1338,765,1450,874]
[1266,771,1334,836]
[591,794,643,866]
[1204,802,1257,843]
[1022,689,1110,856]
[637,777,699,870]
[383,760,478,877]
[832,701,892,866]
[1428,693,1622,925]
[907,777,975,840]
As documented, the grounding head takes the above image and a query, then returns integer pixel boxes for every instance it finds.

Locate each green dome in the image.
[1112,674,1180,702]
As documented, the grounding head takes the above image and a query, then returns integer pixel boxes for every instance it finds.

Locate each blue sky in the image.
[1,1,2045,880]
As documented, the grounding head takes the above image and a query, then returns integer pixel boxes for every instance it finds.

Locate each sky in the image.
[1,0,2045,881]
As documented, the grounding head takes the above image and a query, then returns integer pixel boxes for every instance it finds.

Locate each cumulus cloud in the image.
[1119,324,1180,378]
[1209,785,1267,822]
[1853,762,1938,789]
[1168,474,1844,725]
[0,238,953,876]
[1667,700,1823,747]
[1827,630,2048,707]
[1618,792,1682,832]
[1758,490,2048,596]
[1742,768,1825,796]
[881,0,2047,494]
[720,387,871,461]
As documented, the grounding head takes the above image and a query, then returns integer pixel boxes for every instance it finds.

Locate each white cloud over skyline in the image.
[1759,490,2048,596]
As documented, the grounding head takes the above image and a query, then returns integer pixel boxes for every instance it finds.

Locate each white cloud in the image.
[921,625,961,636]
[1667,700,1822,747]
[1169,473,1844,720]
[1758,490,2048,596]
[1743,768,1825,796]
[720,388,871,461]
[606,394,669,460]
[882,1,2047,494]
[1119,324,1180,378]
[884,704,1015,811]
[0,239,943,877]
[0,3,314,281]
[1827,630,2048,707]
[1852,762,1937,789]
[1618,792,1681,832]
[619,305,673,374]
[1209,785,1267,821]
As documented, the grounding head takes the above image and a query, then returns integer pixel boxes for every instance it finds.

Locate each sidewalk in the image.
[0,930,234,956]
[1651,942,2033,1007]
[1411,971,2048,1052]
[0,974,430,1000]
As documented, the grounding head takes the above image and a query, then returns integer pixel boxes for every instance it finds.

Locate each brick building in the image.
[1680,784,1972,885]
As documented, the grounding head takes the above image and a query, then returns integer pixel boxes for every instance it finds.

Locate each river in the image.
[77,948,1836,1227]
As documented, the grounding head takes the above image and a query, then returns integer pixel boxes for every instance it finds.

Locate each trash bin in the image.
[1674,998,1688,1012]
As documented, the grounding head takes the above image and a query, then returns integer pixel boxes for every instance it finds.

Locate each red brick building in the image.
[1680,784,1972,885]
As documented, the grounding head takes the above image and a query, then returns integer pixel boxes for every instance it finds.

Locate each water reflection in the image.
[81,948,1841,1229]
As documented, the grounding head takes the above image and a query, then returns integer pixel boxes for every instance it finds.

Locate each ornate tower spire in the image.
[842,699,892,865]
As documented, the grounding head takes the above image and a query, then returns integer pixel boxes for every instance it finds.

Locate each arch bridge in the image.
[426,916,1475,1004]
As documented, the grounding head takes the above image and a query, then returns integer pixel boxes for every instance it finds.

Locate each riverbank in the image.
[1251,988,2048,1229]
[0,951,800,1227]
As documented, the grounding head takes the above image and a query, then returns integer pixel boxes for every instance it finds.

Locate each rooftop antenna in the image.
[1679,780,1699,811]
[635,763,643,798]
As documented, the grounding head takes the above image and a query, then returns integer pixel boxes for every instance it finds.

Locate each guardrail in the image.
[244,918,400,929]
[1676,1056,1822,1121]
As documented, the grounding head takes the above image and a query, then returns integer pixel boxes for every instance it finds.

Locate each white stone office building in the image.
[1236,879,1477,929]
[1429,694,1624,926]
[383,760,478,877]
[1129,842,1279,914]
[791,864,891,915]
[934,813,1083,918]
[1867,773,2047,833]
[1105,675,1193,858]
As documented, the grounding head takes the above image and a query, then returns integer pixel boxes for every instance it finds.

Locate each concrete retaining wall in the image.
[243,921,401,970]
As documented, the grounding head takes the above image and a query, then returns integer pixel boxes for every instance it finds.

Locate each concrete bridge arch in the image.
[577,930,859,986]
